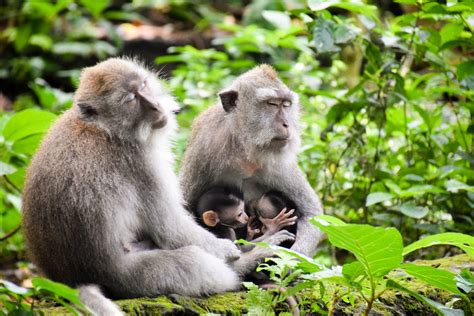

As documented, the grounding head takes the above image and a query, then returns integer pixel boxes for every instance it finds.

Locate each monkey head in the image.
[218,65,300,156]
[73,58,180,141]
[197,187,248,229]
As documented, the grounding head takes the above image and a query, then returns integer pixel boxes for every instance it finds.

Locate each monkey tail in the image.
[79,284,124,316]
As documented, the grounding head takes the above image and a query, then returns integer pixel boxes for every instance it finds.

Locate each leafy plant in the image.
[244,215,472,314]
[0,277,87,315]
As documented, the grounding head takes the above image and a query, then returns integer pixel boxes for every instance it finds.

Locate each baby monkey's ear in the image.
[218,90,238,112]
[202,210,220,227]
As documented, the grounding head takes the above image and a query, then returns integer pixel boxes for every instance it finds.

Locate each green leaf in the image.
[311,215,403,279]
[456,269,474,294]
[313,18,339,53]
[400,185,444,197]
[401,263,461,295]
[3,109,57,142]
[0,280,31,295]
[392,203,429,219]
[342,261,365,280]
[386,279,464,316]
[262,11,291,30]
[366,192,394,206]
[445,179,474,193]
[308,0,377,16]
[403,233,474,256]
[0,161,17,176]
[32,278,84,308]
[79,0,109,17]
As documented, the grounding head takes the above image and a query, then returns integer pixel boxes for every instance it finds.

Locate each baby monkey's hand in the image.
[261,208,297,236]
[247,216,262,239]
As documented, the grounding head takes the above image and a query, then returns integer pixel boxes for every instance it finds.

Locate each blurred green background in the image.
[0,0,472,284]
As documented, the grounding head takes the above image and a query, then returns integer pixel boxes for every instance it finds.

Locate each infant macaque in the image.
[248,190,298,248]
[196,186,248,241]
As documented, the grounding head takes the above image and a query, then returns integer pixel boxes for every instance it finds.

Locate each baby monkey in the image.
[248,190,298,248]
[197,187,297,246]
[196,186,248,241]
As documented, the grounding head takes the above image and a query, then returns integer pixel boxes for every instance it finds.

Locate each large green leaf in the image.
[308,0,377,16]
[311,215,403,279]
[401,263,461,295]
[403,233,474,256]
[392,203,429,219]
[32,278,84,308]
[3,109,56,142]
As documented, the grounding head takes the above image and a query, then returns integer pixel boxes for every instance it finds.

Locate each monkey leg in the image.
[110,245,240,298]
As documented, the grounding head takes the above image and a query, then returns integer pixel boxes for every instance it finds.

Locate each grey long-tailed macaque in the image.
[21,58,283,315]
[180,65,324,257]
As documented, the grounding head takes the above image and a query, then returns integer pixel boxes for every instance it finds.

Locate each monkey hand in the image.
[260,208,297,236]
[207,238,241,262]
[247,216,262,239]
[264,230,295,246]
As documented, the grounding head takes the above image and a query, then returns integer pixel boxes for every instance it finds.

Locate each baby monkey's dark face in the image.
[220,200,248,229]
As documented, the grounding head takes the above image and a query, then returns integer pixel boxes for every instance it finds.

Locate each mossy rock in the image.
[38,254,473,315]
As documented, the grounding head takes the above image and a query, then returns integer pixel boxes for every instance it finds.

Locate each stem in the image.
[0,224,21,241]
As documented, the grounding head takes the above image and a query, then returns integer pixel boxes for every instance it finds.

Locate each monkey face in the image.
[74,58,181,141]
[218,65,300,153]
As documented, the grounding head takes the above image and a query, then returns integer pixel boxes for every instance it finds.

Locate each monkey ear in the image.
[77,103,98,121]
[202,210,220,227]
[218,90,238,112]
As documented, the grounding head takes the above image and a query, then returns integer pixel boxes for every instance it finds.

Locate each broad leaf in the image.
[0,280,31,295]
[445,179,474,193]
[455,269,474,294]
[311,215,403,279]
[32,278,84,308]
[3,109,56,142]
[401,263,461,295]
[392,203,429,219]
[262,11,291,30]
[403,233,474,256]
[0,161,17,176]
[366,192,394,206]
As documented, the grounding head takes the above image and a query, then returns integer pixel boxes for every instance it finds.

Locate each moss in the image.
[117,296,185,315]
[37,255,473,315]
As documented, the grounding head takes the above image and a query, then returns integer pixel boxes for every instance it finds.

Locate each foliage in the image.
[244,215,472,315]
[0,0,472,314]
[0,277,87,315]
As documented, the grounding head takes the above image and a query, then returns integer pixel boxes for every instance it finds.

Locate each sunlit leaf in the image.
[445,179,474,193]
[401,263,461,295]
[0,162,17,176]
[262,11,291,30]
[311,215,403,279]
[366,192,394,206]
[3,109,57,142]
[403,233,474,256]
[392,203,429,219]
[456,269,474,294]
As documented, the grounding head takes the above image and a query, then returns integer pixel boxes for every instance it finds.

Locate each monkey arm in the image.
[266,166,324,257]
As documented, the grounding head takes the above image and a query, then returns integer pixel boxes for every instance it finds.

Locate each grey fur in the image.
[22,58,261,314]
[180,65,324,257]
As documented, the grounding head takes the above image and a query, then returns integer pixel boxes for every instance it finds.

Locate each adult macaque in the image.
[21,58,276,315]
[180,65,324,257]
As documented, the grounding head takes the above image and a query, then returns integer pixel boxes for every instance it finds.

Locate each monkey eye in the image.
[267,100,279,106]
[125,93,136,103]
[139,82,146,90]
[238,212,243,216]
[282,100,291,107]
[172,109,181,115]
